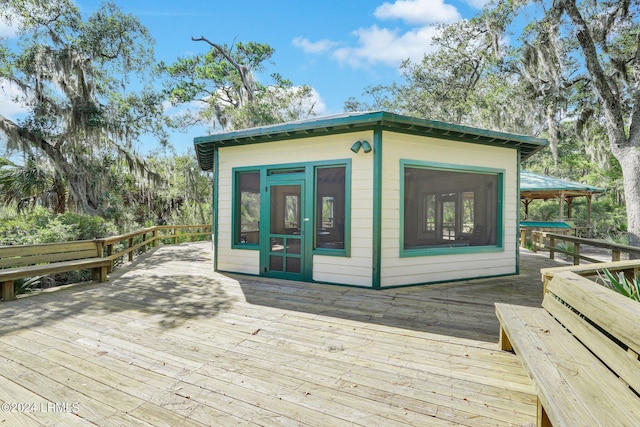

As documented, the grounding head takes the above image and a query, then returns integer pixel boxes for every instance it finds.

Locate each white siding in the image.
[379,131,519,287]
[216,132,374,285]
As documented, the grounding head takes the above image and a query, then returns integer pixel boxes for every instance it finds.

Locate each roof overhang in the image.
[520,170,605,200]
[194,111,548,171]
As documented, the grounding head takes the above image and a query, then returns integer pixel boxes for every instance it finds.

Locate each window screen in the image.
[316,166,346,250]
[235,171,260,245]
[404,167,499,250]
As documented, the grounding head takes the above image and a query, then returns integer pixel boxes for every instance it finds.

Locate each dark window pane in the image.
[404,167,499,250]
[236,172,260,244]
[316,167,345,249]
[269,255,284,271]
[286,257,301,273]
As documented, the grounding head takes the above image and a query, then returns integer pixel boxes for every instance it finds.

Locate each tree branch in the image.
[192,36,255,105]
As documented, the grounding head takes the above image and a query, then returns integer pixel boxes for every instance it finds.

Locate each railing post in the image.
[573,242,580,265]
[96,239,113,273]
[612,250,621,262]
[531,232,537,252]
[153,228,158,248]
[141,233,147,252]
[520,228,526,248]
[173,227,178,245]
[549,235,555,260]
[128,238,134,261]
[2,280,15,301]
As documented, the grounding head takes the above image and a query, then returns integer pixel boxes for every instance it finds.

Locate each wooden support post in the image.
[520,228,526,248]
[612,250,621,262]
[141,233,147,252]
[573,242,580,265]
[1,280,15,301]
[549,236,555,260]
[587,194,593,237]
[542,274,551,295]
[128,238,134,261]
[173,227,178,245]
[537,398,552,427]
[153,229,158,248]
[106,244,114,272]
[499,327,512,352]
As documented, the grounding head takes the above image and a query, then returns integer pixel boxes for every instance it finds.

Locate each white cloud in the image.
[292,37,339,54]
[0,11,21,38]
[308,87,327,115]
[374,0,461,25]
[291,0,463,70]
[332,25,440,68]
[465,0,491,9]
[0,80,28,118]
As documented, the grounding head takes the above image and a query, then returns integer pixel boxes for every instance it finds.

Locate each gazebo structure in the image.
[520,170,605,237]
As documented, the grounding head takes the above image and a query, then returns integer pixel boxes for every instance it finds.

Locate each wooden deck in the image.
[0,242,565,426]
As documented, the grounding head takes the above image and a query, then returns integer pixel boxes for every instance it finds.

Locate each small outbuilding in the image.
[195,111,547,288]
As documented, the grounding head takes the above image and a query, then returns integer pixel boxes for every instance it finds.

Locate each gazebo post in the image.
[523,199,531,219]
[558,191,565,221]
[587,193,593,237]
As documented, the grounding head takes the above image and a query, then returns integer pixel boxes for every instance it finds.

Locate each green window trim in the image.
[313,163,351,258]
[231,160,352,258]
[399,159,505,258]
[232,167,263,250]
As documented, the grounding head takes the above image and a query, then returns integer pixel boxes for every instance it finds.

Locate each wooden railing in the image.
[1,224,211,301]
[531,231,640,264]
[98,225,211,273]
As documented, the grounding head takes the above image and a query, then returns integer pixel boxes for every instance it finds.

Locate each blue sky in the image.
[1,0,489,154]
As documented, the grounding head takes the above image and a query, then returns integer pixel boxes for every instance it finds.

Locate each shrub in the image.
[598,269,640,302]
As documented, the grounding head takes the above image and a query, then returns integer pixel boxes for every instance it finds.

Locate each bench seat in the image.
[496,303,640,426]
[0,241,111,301]
[496,270,640,426]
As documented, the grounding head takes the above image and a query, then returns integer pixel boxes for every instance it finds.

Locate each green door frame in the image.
[261,174,311,281]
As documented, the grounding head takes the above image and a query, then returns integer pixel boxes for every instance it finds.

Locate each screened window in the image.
[316,166,346,250]
[235,171,260,245]
[403,166,500,250]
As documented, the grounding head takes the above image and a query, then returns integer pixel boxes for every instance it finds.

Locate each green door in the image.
[264,180,305,280]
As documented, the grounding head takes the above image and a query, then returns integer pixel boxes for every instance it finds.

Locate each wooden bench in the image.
[0,240,111,301]
[495,270,640,426]
[540,259,640,293]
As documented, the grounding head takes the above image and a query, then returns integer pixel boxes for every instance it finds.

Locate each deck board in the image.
[0,242,565,425]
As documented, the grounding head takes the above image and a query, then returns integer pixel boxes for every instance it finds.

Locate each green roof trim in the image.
[520,221,572,228]
[194,111,548,171]
[520,171,605,193]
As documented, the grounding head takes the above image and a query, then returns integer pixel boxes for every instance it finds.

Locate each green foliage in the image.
[0,0,166,216]
[159,38,316,131]
[0,206,118,245]
[599,269,640,302]
[14,276,42,296]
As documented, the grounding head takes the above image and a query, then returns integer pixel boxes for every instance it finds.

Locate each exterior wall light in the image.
[361,140,372,153]
[351,140,372,153]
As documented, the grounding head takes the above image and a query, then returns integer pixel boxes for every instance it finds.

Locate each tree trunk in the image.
[560,0,640,248]
[616,148,640,248]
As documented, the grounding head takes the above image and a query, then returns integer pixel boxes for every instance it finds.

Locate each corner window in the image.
[315,166,346,251]
[235,171,260,246]
[403,163,501,253]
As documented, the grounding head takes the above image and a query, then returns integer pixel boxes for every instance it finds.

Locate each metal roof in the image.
[520,170,605,198]
[194,111,548,171]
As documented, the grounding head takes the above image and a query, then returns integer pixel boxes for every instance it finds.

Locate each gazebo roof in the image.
[520,171,606,200]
